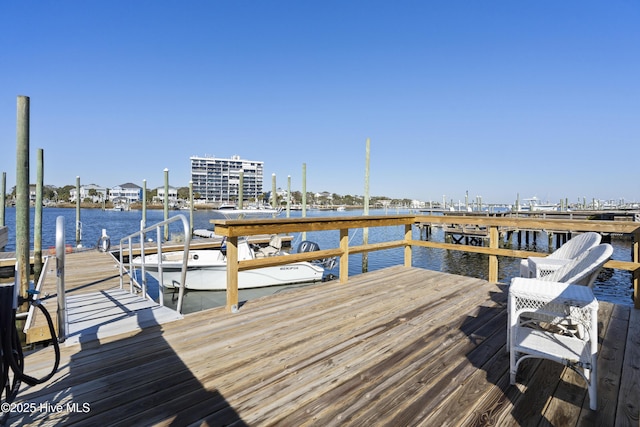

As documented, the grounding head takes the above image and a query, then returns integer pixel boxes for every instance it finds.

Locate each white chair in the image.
[519,232,602,278]
[539,243,613,288]
[509,243,613,341]
[508,243,613,411]
[509,279,599,409]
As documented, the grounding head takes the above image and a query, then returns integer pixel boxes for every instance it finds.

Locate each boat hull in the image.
[133,250,324,291]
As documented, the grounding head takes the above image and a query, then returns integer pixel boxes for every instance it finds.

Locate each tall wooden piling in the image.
[34,148,44,281]
[16,95,30,298]
[142,179,147,229]
[271,173,276,209]
[302,164,307,241]
[189,181,194,236]
[163,168,169,241]
[1,172,6,226]
[75,176,81,246]
[238,172,244,209]
[286,175,291,218]
[363,138,371,273]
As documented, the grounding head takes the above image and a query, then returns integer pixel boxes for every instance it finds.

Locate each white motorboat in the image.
[132,238,327,291]
[516,197,559,212]
[209,204,282,220]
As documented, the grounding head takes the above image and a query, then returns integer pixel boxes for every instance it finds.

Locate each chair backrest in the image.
[549,232,601,260]
[543,243,613,287]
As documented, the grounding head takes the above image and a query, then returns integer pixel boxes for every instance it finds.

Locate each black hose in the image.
[1,288,60,425]
[6,303,60,386]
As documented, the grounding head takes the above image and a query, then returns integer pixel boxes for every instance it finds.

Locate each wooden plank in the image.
[8,266,638,426]
[580,304,628,426]
[234,278,499,424]
[545,302,616,425]
[616,307,640,427]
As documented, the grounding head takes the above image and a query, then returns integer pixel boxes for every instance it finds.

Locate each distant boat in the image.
[132,238,329,291]
[336,206,346,212]
[209,204,282,220]
[108,198,130,211]
[517,197,558,212]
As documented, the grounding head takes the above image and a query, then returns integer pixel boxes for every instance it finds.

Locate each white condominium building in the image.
[190,155,264,203]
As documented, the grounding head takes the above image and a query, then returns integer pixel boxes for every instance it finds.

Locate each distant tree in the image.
[317,193,331,206]
[291,191,302,204]
[43,185,57,201]
[305,192,316,205]
[57,185,74,202]
[177,187,190,200]
[342,194,360,206]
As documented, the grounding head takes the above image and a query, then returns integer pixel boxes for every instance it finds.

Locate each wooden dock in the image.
[9,252,639,426]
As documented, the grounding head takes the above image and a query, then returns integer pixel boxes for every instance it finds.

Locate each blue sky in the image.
[1,1,638,204]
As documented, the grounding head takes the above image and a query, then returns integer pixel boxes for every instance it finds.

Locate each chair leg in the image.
[588,364,597,410]
[509,301,517,384]
[588,318,598,410]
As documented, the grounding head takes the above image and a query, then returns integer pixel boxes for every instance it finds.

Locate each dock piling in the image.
[16,95,30,299]
[55,216,67,342]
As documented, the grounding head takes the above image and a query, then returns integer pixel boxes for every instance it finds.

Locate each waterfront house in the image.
[109,183,142,204]
[70,184,108,203]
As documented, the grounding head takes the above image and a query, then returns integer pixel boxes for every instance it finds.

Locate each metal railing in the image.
[22,216,67,340]
[119,214,191,314]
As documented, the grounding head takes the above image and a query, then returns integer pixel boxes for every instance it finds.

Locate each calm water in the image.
[1,207,635,309]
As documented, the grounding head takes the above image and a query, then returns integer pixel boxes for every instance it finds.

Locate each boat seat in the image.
[255,235,284,258]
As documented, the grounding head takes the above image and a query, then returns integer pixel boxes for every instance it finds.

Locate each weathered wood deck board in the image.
[617,307,640,427]
[7,260,638,426]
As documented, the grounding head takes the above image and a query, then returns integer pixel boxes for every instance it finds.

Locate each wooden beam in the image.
[226,236,239,313]
[416,214,640,234]
[488,225,499,283]
[404,224,412,268]
[211,215,415,237]
[339,228,349,284]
